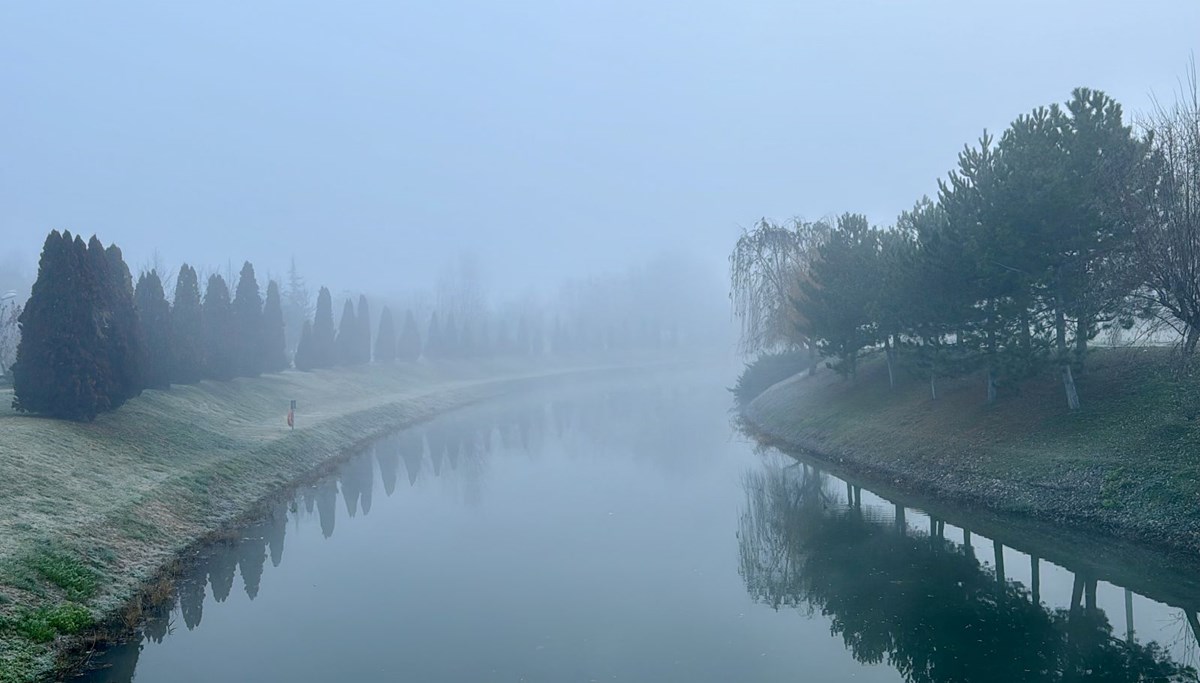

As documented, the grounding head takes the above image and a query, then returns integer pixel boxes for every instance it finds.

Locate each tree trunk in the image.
[986,367,997,404]
[993,540,1005,586]
[1062,363,1081,410]
[885,337,896,390]
[894,504,906,535]
[1031,556,1040,605]
[1186,325,1200,357]
[930,373,938,400]
[1056,302,1080,410]
[1124,588,1134,643]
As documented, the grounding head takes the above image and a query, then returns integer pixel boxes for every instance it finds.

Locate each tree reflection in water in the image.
[738,462,1199,682]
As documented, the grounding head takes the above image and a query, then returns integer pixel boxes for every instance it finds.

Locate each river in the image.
[79,369,1200,682]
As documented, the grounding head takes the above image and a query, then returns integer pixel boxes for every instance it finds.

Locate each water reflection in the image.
[78,381,1200,683]
[739,461,1200,682]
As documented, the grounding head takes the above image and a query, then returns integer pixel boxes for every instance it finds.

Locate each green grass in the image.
[744,347,1200,553]
[0,356,656,683]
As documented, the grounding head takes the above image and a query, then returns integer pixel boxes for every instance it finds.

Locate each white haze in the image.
[1,1,1198,312]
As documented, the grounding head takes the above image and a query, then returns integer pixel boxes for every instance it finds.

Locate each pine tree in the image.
[375,307,397,363]
[261,280,288,372]
[356,295,371,363]
[12,231,110,420]
[171,264,205,384]
[283,257,312,356]
[135,270,172,390]
[103,242,143,405]
[312,287,336,368]
[232,262,263,377]
[294,320,316,371]
[399,310,421,361]
[335,299,357,366]
[203,274,235,380]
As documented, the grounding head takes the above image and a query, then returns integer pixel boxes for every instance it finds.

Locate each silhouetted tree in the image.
[134,270,172,390]
[375,306,396,362]
[335,298,357,366]
[231,262,263,377]
[12,231,112,419]
[103,242,143,404]
[312,287,336,368]
[283,257,312,355]
[293,320,316,371]
[356,294,371,363]
[171,264,205,384]
[261,280,288,372]
[399,309,421,361]
[202,274,235,380]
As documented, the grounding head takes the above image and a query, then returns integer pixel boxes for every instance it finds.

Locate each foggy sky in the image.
[2,1,1199,298]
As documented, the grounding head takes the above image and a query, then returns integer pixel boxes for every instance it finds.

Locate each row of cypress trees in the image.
[11,231,288,420]
[293,291,423,370]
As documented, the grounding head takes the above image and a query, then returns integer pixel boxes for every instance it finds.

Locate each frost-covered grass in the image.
[0,358,628,682]
[743,347,1200,557]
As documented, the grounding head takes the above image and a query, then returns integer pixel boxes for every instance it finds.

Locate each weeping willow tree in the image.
[729,218,828,371]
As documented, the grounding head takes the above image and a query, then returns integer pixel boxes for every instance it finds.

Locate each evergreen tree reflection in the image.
[376,435,400,496]
[315,478,338,539]
[738,464,1198,682]
[266,500,287,568]
[206,545,238,603]
[400,432,423,486]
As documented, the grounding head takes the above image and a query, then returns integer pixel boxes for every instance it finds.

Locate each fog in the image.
[3,1,1198,307]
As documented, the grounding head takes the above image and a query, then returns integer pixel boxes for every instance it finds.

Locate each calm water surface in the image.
[81,370,1200,682]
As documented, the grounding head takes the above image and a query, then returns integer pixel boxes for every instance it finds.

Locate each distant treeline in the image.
[731,81,1200,410]
[9,230,691,420]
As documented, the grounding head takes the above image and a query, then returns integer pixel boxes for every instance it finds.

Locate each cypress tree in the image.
[134,270,172,390]
[294,320,316,371]
[12,231,109,420]
[231,262,263,377]
[312,287,336,368]
[102,242,143,405]
[335,299,357,366]
[203,274,235,380]
[399,310,421,361]
[375,306,397,363]
[426,312,441,360]
[171,264,205,384]
[261,280,288,372]
[356,295,371,363]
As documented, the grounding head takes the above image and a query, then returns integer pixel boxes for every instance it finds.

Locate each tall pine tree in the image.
[312,287,336,368]
[103,242,143,405]
[294,320,316,371]
[232,262,263,377]
[399,310,422,361]
[203,274,235,380]
[335,299,357,366]
[375,306,397,363]
[135,270,172,390]
[262,280,288,372]
[356,295,372,363]
[171,264,205,383]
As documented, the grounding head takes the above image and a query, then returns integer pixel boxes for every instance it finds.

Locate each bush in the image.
[731,350,808,408]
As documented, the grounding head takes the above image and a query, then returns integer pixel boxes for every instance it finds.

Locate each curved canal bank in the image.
[740,350,1200,563]
[0,357,676,682]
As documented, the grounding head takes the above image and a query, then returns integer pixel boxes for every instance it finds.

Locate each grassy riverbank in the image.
[0,358,644,682]
[743,347,1200,559]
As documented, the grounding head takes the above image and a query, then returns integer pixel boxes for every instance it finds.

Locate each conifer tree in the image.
[399,310,421,361]
[294,320,316,371]
[356,295,372,363]
[203,274,235,380]
[261,280,288,372]
[171,264,205,384]
[283,257,312,355]
[12,231,110,419]
[135,270,172,390]
[232,262,263,377]
[312,287,336,368]
[335,299,357,366]
[375,306,397,363]
[103,242,144,404]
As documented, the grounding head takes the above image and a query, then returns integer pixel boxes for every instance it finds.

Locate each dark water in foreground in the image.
[81,370,1200,682]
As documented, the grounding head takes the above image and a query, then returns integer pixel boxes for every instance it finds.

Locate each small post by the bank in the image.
[287,400,296,430]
